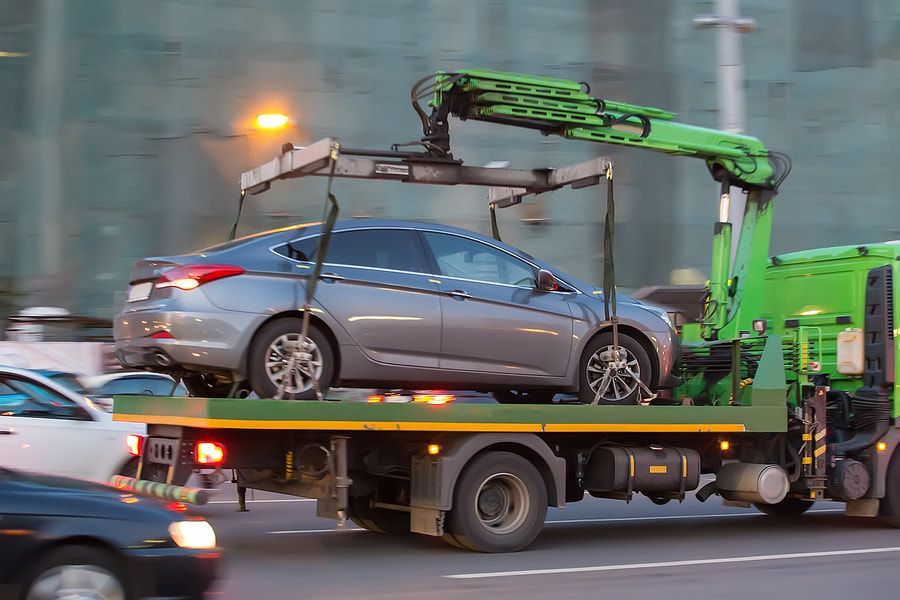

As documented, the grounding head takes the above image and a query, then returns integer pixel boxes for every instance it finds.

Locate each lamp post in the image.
[694,0,757,243]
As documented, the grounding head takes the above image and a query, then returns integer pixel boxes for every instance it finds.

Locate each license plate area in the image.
[145,438,178,465]
[127,282,153,302]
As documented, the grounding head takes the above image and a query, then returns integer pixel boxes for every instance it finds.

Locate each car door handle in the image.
[0,427,15,435]
[444,289,472,299]
[319,272,346,282]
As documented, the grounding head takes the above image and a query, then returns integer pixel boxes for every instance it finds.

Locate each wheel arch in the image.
[580,323,660,390]
[10,537,128,591]
[411,433,567,512]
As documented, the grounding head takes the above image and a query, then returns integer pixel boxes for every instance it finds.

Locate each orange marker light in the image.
[720,440,730,451]
[427,444,441,455]
[877,441,888,452]
[367,395,384,403]
[126,434,144,457]
[196,441,226,465]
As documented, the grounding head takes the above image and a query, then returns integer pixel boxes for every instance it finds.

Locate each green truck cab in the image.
[763,242,898,415]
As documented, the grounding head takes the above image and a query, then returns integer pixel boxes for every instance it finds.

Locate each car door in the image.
[0,376,124,481]
[274,228,443,368]
[420,231,574,376]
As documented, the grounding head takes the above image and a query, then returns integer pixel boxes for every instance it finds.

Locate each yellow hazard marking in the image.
[815,429,827,441]
[113,414,748,433]
[802,433,812,441]
[802,457,812,465]
[649,465,668,474]
[814,445,827,457]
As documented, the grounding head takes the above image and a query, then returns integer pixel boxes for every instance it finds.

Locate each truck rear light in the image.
[195,441,226,465]
[412,394,454,405]
[156,264,245,291]
[126,434,144,457]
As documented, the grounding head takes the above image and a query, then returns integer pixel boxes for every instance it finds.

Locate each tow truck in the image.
[112,69,898,552]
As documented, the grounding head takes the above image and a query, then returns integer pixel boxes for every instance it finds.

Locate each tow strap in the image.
[276,153,340,401]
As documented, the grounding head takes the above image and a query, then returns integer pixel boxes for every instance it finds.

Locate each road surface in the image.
[192,485,900,599]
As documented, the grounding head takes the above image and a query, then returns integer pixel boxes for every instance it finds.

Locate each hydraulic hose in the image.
[830,420,890,457]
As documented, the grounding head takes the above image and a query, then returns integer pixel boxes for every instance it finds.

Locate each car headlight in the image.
[169,520,217,549]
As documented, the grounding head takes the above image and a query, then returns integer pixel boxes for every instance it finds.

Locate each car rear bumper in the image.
[115,309,262,374]
[126,546,220,599]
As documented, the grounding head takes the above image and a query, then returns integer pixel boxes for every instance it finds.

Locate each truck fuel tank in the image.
[583,446,701,499]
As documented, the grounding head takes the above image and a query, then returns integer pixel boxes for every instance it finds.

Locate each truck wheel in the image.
[578,332,652,405]
[753,497,814,516]
[347,495,411,535]
[879,447,900,526]
[248,318,334,400]
[22,545,130,600]
[445,451,547,552]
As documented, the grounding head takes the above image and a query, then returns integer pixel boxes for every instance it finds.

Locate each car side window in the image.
[0,377,83,419]
[276,229,427,273]
[422,232,536,286]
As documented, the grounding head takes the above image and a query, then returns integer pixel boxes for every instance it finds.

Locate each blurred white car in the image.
[0,366,145,481]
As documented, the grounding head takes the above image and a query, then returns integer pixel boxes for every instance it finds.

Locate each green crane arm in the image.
[420,68,783,190]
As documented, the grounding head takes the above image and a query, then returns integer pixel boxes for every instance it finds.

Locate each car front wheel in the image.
[23,545,129,600]
[248,318,335,400]
[578,332,652,404]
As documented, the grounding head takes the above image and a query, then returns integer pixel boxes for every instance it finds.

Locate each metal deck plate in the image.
[113,396,786,433]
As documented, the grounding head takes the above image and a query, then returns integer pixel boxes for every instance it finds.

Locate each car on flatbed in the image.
[114,219,676,404]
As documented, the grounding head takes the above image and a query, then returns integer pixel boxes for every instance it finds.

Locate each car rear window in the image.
[275,229,428,273]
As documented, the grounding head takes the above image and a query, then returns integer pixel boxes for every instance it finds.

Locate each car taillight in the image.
[195,441,226,465]
[126,434,144,457]
[155,264,245,291]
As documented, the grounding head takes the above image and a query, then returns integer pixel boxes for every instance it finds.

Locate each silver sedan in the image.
[114,220,676,404]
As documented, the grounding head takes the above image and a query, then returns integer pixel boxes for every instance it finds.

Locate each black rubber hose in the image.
[829,420,890,457]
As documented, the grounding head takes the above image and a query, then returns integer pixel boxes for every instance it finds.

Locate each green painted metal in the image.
[749,335,788,407]
[704,221,732,338]
[431,68,775,188]
[763,241,899,415]
[113,395,787,433]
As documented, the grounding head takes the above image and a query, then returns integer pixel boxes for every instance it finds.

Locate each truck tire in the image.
[578,332,652,405]
[879,447,900,527]
[753,497,814,517]
[248,318,334,400]
[348,495,411,535]
[21,545,131,600]
[444,451,547,552]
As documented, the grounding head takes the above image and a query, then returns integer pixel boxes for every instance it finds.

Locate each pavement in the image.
[192,485,900,599]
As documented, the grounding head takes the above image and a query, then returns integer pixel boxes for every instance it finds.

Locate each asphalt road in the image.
[190,485,900,599]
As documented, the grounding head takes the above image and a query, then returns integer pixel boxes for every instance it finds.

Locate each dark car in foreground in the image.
[0,467,218,599]
[115,220,676,404]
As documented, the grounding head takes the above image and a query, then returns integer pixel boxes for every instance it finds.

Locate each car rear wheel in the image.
[248,318,335,400]
[23,545,129,600]
[577,332,652,405]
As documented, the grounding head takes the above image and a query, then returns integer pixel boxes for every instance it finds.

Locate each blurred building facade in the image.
[1,0,898,317]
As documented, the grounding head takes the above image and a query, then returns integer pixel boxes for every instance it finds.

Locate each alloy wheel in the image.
[585,344,641,403]
[265,333,323,394]
[26,565,125,600]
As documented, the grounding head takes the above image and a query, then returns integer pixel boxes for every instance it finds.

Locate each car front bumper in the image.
[127,546,220,599]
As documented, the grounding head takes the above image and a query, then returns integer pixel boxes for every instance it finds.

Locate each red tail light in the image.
[195,441,226,465]
[126,434,144,457]
[150,330,174,339]
[156,264,244,291]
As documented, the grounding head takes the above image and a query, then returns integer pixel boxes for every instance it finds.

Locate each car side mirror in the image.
[536,269,560,292]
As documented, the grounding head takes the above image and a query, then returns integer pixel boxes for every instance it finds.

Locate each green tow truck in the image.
[113,69,898,552]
